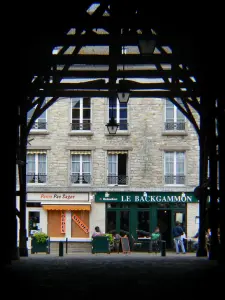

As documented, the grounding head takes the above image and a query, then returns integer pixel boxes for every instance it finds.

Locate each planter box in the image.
[91,236,110,254]
[31,238,49,254]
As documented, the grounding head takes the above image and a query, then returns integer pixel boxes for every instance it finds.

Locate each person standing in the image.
[173,221,186,254]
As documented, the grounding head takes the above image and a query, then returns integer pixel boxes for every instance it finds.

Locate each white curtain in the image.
[27,154,35,173]
[176,152,185,175]
[108,154,117,176]
[165,152,174,175]
[38,154,46,174]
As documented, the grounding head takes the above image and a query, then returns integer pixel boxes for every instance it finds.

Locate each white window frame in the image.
[27,99,48,130]
[26,152,47,184]
[71,153,92,185]
[107,152,128,185]
[164,151,185,185]
[164,99,185,131]
[108,99,128,131]
[71,98,91,131]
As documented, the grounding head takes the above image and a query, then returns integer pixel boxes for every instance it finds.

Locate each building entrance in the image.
[157,210,172,248]
[106,202,186,249]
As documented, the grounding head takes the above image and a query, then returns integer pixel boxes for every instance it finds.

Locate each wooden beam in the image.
[59,15,175,37]
[48,69,194,79]
[29,90,200,98]
[31,81,197,91]
[52,34,167,47]
[51,54,175,65]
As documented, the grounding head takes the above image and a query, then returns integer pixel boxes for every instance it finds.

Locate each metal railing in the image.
[71,174,91,184]
[71,121,91,131]
[30,121,47,130]
[165,122,185,131]
[107,175,128,185]
[165,175,185,184]
[26,173,47,183]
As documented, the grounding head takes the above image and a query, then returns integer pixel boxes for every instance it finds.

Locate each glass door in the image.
[136,210,150,237]
[119,210,130,234]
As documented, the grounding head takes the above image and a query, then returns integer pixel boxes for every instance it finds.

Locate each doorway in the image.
[157,210,172,248]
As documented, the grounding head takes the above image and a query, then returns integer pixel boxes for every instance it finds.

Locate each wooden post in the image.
[18,102,28,257]
[196,96,208,257]
[217,98,225,266]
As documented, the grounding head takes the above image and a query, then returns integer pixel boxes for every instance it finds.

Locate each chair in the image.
[151,233,161,253]
[152,238,161,253]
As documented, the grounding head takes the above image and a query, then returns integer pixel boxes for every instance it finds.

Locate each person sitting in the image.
[92,226,103,238]
[151,226,161,240]
[191,230,199,251]
[113,232,121,252]
[151,226,161,253]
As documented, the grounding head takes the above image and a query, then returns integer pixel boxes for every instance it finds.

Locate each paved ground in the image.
[3,252,224,296]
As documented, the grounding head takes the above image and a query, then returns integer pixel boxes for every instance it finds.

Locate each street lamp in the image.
[106,115,119,134]
[117,45,130,103]
[138,32,156,56]
[117,80,130,103]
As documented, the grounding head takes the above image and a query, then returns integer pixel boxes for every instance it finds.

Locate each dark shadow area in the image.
[3,254,224,296]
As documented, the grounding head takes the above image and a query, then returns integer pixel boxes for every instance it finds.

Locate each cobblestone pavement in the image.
[4,252,223,296]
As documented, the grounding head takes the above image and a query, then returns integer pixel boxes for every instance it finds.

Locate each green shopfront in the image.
[95,192,198,248]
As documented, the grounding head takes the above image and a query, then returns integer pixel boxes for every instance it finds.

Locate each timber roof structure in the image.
[20,1,224,133]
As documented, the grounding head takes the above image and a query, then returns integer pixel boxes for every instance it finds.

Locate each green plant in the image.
[33,232,48,244]
[105,233,114,245]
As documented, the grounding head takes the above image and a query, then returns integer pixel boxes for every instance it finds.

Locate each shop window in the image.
[120,211,130,232]
[48,211,65,237]
[106,211,117,233]
[137,211,150,235]
[29,211,40,236]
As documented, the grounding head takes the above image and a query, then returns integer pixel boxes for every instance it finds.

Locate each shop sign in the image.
[28,193,89,201]
[95,192,198,203]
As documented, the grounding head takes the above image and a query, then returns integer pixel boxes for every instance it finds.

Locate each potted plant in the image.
[104,233,114,250]
[31,232,49,254]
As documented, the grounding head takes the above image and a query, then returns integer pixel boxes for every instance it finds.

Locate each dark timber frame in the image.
[5,1,224,265]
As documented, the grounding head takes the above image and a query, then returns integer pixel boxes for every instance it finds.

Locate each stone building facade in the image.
[21,96,200,252]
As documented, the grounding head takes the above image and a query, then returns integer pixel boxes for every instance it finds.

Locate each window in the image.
[165,99,185,130]
[71,152,91,184]
[26,151,47,183]
[27,99,47,130]
[71,98,91,130]
[28,211,40,236]
[109,99,128,130]
[108,151,128,185]
[164,151,185,184]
